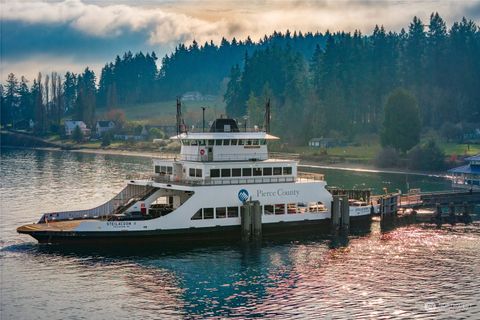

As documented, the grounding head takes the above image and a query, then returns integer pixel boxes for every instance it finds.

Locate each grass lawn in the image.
[96,98,226,124]
[438,142,480,157]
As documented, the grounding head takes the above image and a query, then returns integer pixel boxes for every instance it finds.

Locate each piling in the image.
[448,202,456,225]
[252,201,262,238]
[341,196,350,232]
[241,203,252,241]
[241,200,262,241]
[331,196,341,233]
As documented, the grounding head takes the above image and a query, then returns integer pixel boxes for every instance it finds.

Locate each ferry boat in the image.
[17,114,372,244]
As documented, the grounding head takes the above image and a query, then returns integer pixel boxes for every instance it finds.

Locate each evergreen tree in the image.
[381,89,421,153]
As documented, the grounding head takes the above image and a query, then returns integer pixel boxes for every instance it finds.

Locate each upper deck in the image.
[171,118,279,162]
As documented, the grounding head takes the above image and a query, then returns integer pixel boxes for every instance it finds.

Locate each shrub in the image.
[71,125,84,143]
[374,147,400,168]
[101,132,112,147]
[407,140,445,171]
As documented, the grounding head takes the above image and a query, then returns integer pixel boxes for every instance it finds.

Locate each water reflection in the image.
[1,148,479,319]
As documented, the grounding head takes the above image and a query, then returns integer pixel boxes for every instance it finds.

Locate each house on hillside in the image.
[308,137,339,148]
[96,120,116,136]
[64,120,90,136]
[181,91,216,102]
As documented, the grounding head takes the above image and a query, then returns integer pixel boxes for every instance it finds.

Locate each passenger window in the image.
[208,140,214,146]
[227,206,239,218]
[198,140,206,146]
[210,169,220,178]
[191,209,202,220]
[283,167,292,175]
[246,140,252,146]
[232,168,242,177]
[242,168,252,176]
[191,140,198,146]
[264,205,274,215]
[253,140,259,145]
[204,208,214,219]
[287,203,297,214]
[215,139,222,146]
[195,169,202,177]
[155,165,161,173]
[263,167,272,176]
[273,167,282,175]
[216,207,226,218]
[167,167,173,174]
[223,139,230,146]
[253,168,262,176]
[231,139,238,145]
[221,168,231,177]
[161,166,167,173]
[189,168,195,177]
[260,139,266,145]
[274,204,285,215]
[238,140,244,146]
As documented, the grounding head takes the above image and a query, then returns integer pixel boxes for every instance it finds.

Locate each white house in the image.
[65,120,90,136]
[96,121,116,136]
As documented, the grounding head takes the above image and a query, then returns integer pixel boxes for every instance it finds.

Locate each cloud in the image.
[1,0,478,81]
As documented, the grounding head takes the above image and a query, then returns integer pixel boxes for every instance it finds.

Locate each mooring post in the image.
[448,202,456,225]
[252,200,262,239]
[241,202,252,241]
[341,196,350,233]
[331,196,341,233]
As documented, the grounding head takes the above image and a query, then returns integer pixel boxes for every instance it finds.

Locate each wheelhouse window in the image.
[273,167,282,175]
[242,168,252,176]
[203,208,214,219]
[260,139,266,145]
[253,168,262,176]
[263,167,272,176]
[216,207,226,218]
[283,167,292,175]
[232,168,242,177]
[227,206,239,218]
[221,168,231,177]
[210,169,220,178]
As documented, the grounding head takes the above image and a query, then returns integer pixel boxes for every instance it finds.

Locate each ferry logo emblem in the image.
[238,189,249,202]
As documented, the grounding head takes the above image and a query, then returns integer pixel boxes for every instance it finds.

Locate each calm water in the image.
[1,148,479,319]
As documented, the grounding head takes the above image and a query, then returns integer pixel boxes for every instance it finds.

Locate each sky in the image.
[1,0,479,82]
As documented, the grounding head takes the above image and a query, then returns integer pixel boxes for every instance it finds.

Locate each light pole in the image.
[243,115,248,132]
[201,107,206,132]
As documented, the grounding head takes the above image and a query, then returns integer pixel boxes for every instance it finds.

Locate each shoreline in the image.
[1,145,446,177]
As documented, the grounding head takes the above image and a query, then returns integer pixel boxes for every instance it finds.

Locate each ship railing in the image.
[37,184,154,223]
[297,172,325,182]
[128,172,323,186]
[153,153,297,162]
